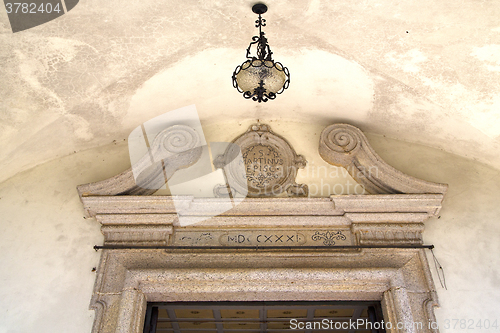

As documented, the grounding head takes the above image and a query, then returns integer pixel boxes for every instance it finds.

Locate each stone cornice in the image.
[82,194,443,246]
[82,194,444,217]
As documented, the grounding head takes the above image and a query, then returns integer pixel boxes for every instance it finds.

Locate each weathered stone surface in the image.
[83,195,443,332]
[172,228,352,247]
[214,124,308,197]
[3,0,500,188]
[319,124,448,195]
[77,125,203,197]
[78,123,446,333]
[90,249,439,332]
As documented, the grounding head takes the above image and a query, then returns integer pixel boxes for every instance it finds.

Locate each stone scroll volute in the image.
[319,123,448,195]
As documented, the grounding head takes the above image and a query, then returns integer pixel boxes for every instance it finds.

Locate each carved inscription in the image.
[213,124,308,196]
[243,144,284,190]
[220,232,306,246]
[172,229,351,247]
[311,231,347,246]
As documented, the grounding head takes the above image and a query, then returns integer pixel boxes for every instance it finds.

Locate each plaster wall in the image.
[2,0,500,185]
[0,124,499,333]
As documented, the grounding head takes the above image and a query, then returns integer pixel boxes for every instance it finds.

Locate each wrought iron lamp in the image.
[232,3,290,103]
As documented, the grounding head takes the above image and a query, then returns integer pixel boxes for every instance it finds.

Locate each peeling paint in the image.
[471,45,500,72]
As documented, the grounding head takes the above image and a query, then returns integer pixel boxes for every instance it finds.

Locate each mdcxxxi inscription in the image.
[214,124,308,197]
[172,229,351,247]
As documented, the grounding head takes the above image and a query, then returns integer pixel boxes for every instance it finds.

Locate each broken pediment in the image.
[77,122,447,199]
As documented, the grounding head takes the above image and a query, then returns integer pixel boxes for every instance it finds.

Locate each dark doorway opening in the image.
[144,301,386,333]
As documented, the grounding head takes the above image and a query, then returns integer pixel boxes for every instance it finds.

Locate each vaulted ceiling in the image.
[1,0,499,183]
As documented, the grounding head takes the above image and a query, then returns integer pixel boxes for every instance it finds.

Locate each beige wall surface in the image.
[0,129,499,333]
[2,0,500,185]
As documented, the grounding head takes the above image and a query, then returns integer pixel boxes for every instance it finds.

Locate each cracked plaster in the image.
[1,0,500,183]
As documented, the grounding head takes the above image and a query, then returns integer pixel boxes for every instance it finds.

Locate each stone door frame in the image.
[79,123,446,333]
[84,195,443,333]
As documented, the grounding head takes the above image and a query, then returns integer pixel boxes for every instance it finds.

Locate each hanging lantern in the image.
[232,3,290,103]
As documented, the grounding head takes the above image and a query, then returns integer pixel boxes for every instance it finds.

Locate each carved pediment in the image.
[77,122,447,199]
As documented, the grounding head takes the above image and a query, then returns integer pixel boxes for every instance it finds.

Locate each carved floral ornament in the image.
[311,231,347,246]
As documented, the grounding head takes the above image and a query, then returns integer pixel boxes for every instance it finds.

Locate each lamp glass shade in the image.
[236,60,287,94]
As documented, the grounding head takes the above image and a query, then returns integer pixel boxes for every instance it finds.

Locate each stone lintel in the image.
[85,195,442,247]
[79,122,447,333]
